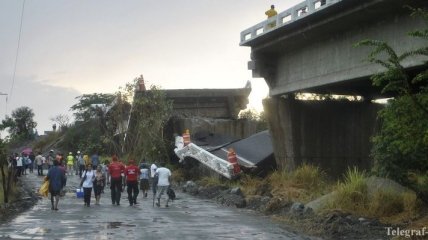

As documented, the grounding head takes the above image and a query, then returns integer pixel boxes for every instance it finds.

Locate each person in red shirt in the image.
[108,155,125,205]
[124,159,140,206]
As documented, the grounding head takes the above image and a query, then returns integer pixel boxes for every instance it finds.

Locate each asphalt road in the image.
[0,172,317,240]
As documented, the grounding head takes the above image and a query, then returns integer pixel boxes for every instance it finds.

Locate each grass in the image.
[326,167,368,213]
[171,168,186,184]
[188,164,423,226]
[267,164,329,203]
[323,167,421,224]
[240,174,265,196]
[0,168,18,205]
[197,176,232,188]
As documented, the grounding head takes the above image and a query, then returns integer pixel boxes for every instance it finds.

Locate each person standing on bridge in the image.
[108,155,125,205]
[47,160,66,210]
[265,5,278,29]
[155,162,172,208]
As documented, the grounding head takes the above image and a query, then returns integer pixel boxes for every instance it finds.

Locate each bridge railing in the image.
[240,0,342,45]
[174,140,235,179]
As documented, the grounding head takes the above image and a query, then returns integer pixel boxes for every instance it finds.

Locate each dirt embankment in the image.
[179,181,390,240]
[0,178,40,225]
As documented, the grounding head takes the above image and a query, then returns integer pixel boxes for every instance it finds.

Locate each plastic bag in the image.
[39,180,49,197]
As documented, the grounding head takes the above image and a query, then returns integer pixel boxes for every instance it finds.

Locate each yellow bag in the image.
[39,180,49,197]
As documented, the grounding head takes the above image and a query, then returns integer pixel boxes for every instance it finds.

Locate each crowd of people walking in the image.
[9,149,173,211]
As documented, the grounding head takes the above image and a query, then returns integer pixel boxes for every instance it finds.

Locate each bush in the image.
[372,95,428,184]
[368,190,404,217]
[324,168,421,223]
[292,164,326,190]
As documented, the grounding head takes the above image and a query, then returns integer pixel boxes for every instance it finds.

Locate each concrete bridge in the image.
[240,0,428,176]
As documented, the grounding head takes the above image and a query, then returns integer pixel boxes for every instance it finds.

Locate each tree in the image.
[0,106,37,140]
[70,93,115,121]
[63,91,132,155]
[238,108,268,132]
[0,137,13,204]
[356,7,428,190]
[238,108,260,120]
[102,93,132,154]
[125,76,173,161]
[50,114,70,131]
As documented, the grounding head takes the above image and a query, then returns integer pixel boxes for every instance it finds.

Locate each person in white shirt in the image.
[150,162,157,194]
[150,163,157,178]
[80,164,95,207]
[16,153,24,177]
[155,162,171,208]
[139,163,150,198]
[35,152,44,176]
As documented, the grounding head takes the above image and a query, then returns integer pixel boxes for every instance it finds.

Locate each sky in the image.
[0,0,302,135]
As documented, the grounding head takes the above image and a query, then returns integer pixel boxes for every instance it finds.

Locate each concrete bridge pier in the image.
[264,95,383,177]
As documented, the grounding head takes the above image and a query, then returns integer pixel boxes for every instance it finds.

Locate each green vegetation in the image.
[124,76,173,161]
[70,93,116,122]
[0,138,17,204]
[190,164,329,204]
[32,131,62,153]
[240,174,266,196]
[238,109,268,132]
[268,164,329,203]
[171,167,186,184]
[371,96,428,182]
[326,168,368,213]
[0,106,37,144]
[356,7,428,201]
[60,92,131,155]
[324,168,420,224]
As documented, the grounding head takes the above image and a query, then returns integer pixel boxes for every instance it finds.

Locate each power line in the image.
[8,0,26,103]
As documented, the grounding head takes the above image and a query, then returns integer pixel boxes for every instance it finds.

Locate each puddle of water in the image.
[22,227,51,234]
[105,222,136,229]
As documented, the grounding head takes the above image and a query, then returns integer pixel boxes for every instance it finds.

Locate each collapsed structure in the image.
[129,78,275,179]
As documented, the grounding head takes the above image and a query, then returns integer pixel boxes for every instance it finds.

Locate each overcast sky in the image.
[0,0,302,134]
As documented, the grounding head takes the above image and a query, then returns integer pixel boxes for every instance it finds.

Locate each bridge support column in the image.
[264,96,383,177]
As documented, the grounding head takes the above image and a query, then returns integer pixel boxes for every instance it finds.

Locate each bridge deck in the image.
[240,0,341,46]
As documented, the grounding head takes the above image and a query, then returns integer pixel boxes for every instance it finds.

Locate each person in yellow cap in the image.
[66,152,75,176]
[265,5,278,29]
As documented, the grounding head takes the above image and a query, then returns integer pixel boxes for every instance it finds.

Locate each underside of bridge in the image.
[264,97,383,177]
[242,0,428,176]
